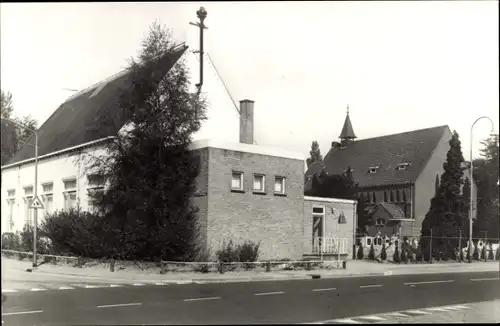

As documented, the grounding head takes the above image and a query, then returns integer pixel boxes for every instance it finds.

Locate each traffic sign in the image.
[30,196,44,209]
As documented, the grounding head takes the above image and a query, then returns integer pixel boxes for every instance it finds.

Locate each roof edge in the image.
[1,137,116,170]
[304,196,357,205]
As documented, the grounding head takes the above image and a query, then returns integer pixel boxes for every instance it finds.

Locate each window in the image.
[24,186,33,227]
[389,190,394,203]
[376,218,385,227]
[338,212,347,224]
[374,236,383,246]
[6,189,15,231]
[42,183,54,215]
[63,179,77,210]
[372,192,376,204]
[368,166,379,174]
[87,175,105,211]
[274,176,286,195]
[396,189,401,203]
[312,206,324,214]
[384,191,388,202]
[396,163,410,171]
[231,171,243,191]
[253,174,265,193]
[366,237,372,246]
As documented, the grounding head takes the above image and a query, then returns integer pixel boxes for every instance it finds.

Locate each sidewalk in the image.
[3,257,499,284]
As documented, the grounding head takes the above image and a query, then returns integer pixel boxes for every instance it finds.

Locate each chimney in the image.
[239,99,254,144]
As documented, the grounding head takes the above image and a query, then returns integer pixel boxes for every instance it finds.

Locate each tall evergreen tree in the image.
[472,134,499,239]
[87,21,207,261]
[306,140,323,168]
[461,177,471,240]
[420,131,465,259]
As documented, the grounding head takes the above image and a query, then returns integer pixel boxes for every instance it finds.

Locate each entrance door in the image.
[312,215,324,253]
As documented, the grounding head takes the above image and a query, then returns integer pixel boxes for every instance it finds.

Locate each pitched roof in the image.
[4,45,188,167]
[379,202,406,220]
[305,125,450,189]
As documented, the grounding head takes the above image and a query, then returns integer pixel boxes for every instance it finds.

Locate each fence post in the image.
[429,228,433,264]
[219,262,225,274]
[110,259,115,272]
[266,261,271,272]
[483,231,488,262]
[458,229,462,263]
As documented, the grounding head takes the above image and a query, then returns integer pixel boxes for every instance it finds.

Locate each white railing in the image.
[312,237,348,255]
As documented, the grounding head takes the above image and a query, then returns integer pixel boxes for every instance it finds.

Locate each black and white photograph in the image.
[1,1,499,324]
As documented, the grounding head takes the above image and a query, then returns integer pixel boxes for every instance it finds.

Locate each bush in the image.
[380,242,387,261]
[40,208,109,258]
[1,232,21,250]
[215,240,261,265]
[472,244,480,261]
[393,245,401,263]
[401,248,408,264]
[488,244,494,261]
[356,245,364,260]
[368,243,375,260]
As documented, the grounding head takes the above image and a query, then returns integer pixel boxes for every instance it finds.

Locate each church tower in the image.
[339,105,357,147]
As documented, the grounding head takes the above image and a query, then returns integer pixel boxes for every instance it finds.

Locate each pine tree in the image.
[421,131,465,259]
[368,243,375,260]
[87,22,207,261]
[306,141,323,168]
[380,241,387,261]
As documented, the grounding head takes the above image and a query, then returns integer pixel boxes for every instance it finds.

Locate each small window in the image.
[253,174,265,193]
[312,207,324,214]
[403,190,408,203]
[366,237,373,246]
[42,183,54,194]
[389,190,394,203]
[396,163,410,171]
[274,176,286,195]
[383,191,388,202]
[372,192,376,204]
[64,179,77,190]
[338,212,347,224]
[369,166,378,174]
[87,174,105,188]
[24,186,33,197]
[7,189,15,198]
[396,189,401,202]
[231,172,243,190]
[376,218,385,227]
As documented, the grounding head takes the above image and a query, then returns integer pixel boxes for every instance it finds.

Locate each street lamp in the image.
[1,117,39,267]
[468,116,495,263]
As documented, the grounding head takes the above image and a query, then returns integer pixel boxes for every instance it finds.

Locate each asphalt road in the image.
[2,271,499,325]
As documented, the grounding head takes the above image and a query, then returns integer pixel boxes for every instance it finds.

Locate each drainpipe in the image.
[352,200,357,259]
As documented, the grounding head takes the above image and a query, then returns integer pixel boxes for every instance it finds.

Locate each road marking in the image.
[327,318,362,324]
[2,310,43,316]
[404,280,454,286]
[30,288,46,292]
[386,312,410,318]
[133,283,146,286]
[359,284,382,288]
[357,316,387,321]
[426,307,449,312]
[1,290,17,293]
[85,285,103,289]
[404,309,432,315]
[184,297,220,302]
[109,284,123,288]
[312,287,336,292]
[254,291,285,296]
[155,282,167,285]
[470,277,500,282]
[97,303,142,308]
[58,286,74,290]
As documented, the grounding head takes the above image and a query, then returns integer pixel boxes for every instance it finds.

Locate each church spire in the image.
[339,105,357,145]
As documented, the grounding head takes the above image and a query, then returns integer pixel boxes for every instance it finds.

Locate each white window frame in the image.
[6,189,16,231]
[396,163,410,171]
[23,186,34,227]
[253,173,266,193]
[63,178,78,210]
[41,182,54,215]
[231,171,244,191]
[87,174,106,212]
[274,176,286,195]
[369,166,379,174]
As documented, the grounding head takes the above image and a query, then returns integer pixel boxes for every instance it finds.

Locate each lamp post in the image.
[1,117,39,267]
[469,116,495,263]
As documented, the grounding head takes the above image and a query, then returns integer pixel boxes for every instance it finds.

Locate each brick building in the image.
[305,108,477,243]
[1,45,356,261]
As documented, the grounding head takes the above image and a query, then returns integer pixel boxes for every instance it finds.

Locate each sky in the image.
[1,1,498,160]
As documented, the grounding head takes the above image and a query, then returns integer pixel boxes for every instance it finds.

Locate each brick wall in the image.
[205,147,305,260]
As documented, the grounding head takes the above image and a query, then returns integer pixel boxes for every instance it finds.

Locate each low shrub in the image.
[216,240,240,263]
[356,245,364,260]
[368,243,375,261]
[194,263,211,273]
[472,244,480,261]
[393,245,401,263]
[380,242,387,261]
[40,208,109,258]
[238,240,260,263]
[215,239,261,270]
[1,232,21,250]
[488,244,494,260]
